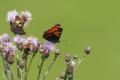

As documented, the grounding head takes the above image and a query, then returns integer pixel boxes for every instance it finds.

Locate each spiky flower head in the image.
[7,10,32,29]
[20,10,32,22]
[25,36,38,46]
[0,33,11,43]
[1,42,16,64]
[43,41,55,51]
[2,42,16,54]
[7,10,18,22]
[24,36,39,53]
[13,35,26,44]
[39,41,55,58]
[13,36,26,50]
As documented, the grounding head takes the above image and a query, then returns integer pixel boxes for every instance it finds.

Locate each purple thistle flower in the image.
[2,42,16,54]
[7,10,18,22]
[43,41,55,51]
[13,36,26,50]
[0,33,11,43]
[25,36,38,46]
[20,10,32,22]
[1,42,16,64]
[24,36,39,53]
[39,41,55,58]
[13,35,26,43]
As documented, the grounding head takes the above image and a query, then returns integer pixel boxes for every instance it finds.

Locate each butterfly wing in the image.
[43,24,63,43]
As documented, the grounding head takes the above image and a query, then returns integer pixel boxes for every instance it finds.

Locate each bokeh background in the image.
[0,0,120,80]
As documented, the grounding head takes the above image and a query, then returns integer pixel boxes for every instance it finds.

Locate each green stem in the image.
[37,58,45,80]
[24,57,28,80]
[74,53,86,71]
[26,54,34,76]
[1,54,10,80]
[9,64,14,80]
[43,56,57,80]
[17,58,21,80]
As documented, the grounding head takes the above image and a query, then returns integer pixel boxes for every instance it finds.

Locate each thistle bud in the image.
[66,61,76,74]
[60,72,65,79]
[41,48,50,58]
[84,46,91,55]
[65,54,71,62]
[6,53,14,64]
[16,43,24,51]
[19,60,25,69]
[73,54,78,59]
[54,49,61,56]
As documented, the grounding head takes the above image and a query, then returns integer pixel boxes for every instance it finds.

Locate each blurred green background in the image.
[0,0,120,80]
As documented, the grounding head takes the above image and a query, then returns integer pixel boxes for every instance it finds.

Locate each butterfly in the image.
[43,24,63,43]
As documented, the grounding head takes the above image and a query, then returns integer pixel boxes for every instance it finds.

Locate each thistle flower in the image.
[0,33,11,43]
[25,36,39,53]
[13,35,26,43]
[1,42,16,64]
[20,10,32,22]
[13,36,26,50]
[7,10,32,35]
[39,41,55,58]
[43,41,55,51]
[7,10,18,22]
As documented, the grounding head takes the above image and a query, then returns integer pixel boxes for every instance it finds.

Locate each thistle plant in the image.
[0,9,92,80]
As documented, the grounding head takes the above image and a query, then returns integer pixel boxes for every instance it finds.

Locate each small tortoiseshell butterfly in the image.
[43,24,63,43]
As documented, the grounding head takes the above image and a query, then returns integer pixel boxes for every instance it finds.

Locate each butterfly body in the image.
[43,24,63,43]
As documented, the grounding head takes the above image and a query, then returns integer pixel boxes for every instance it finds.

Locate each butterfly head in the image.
[55,23,63,29]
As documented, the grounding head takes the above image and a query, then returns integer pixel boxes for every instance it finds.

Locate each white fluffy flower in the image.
[7,10,18,22]
[13,36,26,43]
[21,10,32,21]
